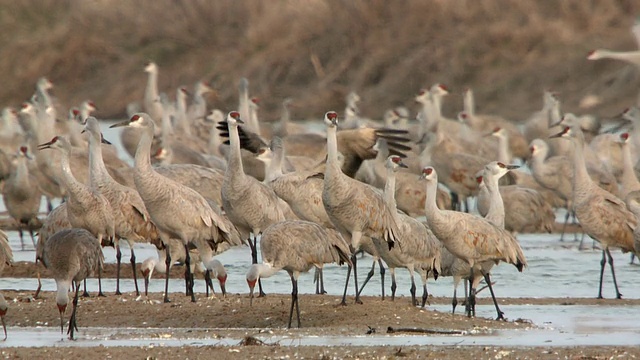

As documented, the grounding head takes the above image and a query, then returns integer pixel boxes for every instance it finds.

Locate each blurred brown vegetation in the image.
[0,0,639,122]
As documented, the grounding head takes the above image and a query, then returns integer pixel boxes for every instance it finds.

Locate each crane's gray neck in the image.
[146,70,158,102]
[58,148,87,200]
[483,173,505,228]
[571,132,591,193]
[14,156,29,185]
[463,90,475,116]
[226,124,245,178]
[247,263,279,281]
[423,176,443,222]
[325,126,341,174]
[134,124,155,175]
[88,131,112,187]
[621,142,639,190]
[175,94,192,137]
[383,167,398,211]
[497,135,512,164]
[265,148,285,183]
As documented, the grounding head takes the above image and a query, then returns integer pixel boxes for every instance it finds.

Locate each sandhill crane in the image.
[477,174,555,234]
[246,220,351,328]
[625,191,640,255]
[587,19,640,69]
[42,228,104,340]
[221,111,291,297]
[322,111,401,304]
[617,133,640,200]
[110,113,242,303]
[2,145,41,249]
[34,203,71,298]
[551,125,638,298]
[140,239,203,297]
[421,166,526,319]
[461,88,529,159]
[0,229,13,340]
[375,155,441,307]
[83,117,161,296]
[38,135,115,296]
[529,139,576,240]
[218,114,412,178]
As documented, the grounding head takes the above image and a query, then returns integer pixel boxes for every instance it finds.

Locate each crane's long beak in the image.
[548,119,563,128]
[506,164,520,170]
[109,119,130,128]
[549,131,564,138]
[398,161,408,168]
[248,280,256,306]
[57,304,66,335]
[37,140,55,151]
[100,134,112,145]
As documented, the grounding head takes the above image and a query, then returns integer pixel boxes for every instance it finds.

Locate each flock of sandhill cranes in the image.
[1,20,640,339]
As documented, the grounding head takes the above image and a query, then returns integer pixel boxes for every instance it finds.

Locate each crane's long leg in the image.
[184,244,196,302]
[130,243,140,297]
[18,228,25,251]
[481,271,505,320]
[314,267,326,295]
[466,268,476,318]
[378,258,385,300]
[390,268,397,301]
[559,204,570,242]
[352,254,362,304]
[420,269,429,308]
[356,260,376,298]
[451,277,460,314]
[82,279,89,297]
[630,254,636,265]
[97,265,105,297]
[163,244,172,303]
[597,249,606,299]
[115,244,122,295]
[251,235,267,298]
[28,227,37,249]
[287,272,301,328]
[606,248,623,299]
[34,270,42,299]
[340,264,352,306]
[408,267,417,307]
[67,282,81,340]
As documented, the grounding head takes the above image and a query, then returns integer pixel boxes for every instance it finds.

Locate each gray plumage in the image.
[84,117,160,296]
[245,220,351,328]
[221,112,289,292]
[110,113,242,302]
[552,125,637,299]
[44,228,104,340]
[322,111,401,304]
[2,145,41,249]
[375,155,441,307]
[422,166,527,318]
[38,136,115,249]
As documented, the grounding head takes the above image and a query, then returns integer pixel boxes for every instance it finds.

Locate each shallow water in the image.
[2,121,640,347]
[2,304,639,347]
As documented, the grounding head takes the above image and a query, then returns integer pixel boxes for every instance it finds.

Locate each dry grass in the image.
[0,0,639,121]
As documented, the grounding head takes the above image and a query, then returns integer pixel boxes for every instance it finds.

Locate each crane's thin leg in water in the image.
[597,249,606,299]
[630,254,636,265]
[451,283,458,314]
[204,270,211,297]
[408,268,417,307]
[318,268,326,294]
[352,254,362,304]
[28,227,37,249]
[67,283,81,340]
[97,266,105,297]
[163,246,172,303]
[340,264,352,306]
[356,261,376,298]
[82,279,89,297]
[130,247,139,297]
[606,248,623,299]
[184,244,196,302]
[18,228,25,251]
[115,245,122,295]
[250,235,267,298]
[481,271,505,320]
[420,270,429,308]
[559,207,570,242]
[390,268,397,301]
[466,268,476,318]
[378,259,385,299]
[34,270,42,299]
